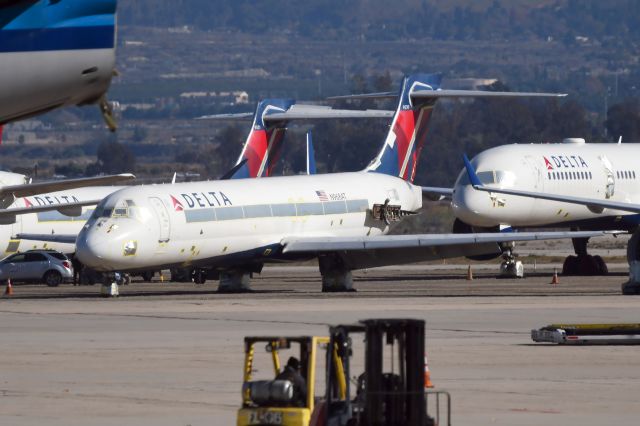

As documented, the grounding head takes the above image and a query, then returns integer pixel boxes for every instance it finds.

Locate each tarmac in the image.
[1,264,639,426]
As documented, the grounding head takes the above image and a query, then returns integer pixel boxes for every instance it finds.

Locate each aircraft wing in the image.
[15,233,78,244]
[197,105,394,121]
[421,186,453,201]
[1,174,134,199]
[281,230,606,270]
[0,199,100,220]
[462,154,640,214]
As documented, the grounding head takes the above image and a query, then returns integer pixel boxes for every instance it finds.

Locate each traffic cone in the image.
[550,268,559,285]
[4,278,13,296]
[160,272,164,283]
[424,354,434,388]
[466,264,473,281]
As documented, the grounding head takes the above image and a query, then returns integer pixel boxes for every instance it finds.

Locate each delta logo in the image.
[542,155,588,170]
[170,195,184,212]
[170,191,233,210]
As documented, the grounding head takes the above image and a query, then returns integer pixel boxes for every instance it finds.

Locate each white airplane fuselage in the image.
[453,140,640,229]
[0,186,121,256]
[76,172,423,271]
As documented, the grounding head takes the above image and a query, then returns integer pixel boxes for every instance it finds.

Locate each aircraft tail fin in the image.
[364,73,442,182]
[232,99,295,178]
[363,73,566,182]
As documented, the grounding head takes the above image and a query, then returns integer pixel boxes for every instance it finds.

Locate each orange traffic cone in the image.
[550,268,559,285]
[466,264,473,281]
[4,278,13,296]
[424,355,434,388]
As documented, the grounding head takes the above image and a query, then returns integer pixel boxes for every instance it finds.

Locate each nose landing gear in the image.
[499,245,524,278]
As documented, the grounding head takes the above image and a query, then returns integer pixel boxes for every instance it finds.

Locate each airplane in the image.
[0,0,119,132]
[458,139,640,294]
[69,73,603,293]
[0,171,135,255]
[451,139,640,277]
[13,99,391,281]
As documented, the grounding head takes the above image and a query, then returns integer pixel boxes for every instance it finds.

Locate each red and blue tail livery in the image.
[231,99,295,179]
[365,73,442,182]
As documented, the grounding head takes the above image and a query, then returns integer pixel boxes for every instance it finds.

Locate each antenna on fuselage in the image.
[618,136,622,144]
[171,172,177,184]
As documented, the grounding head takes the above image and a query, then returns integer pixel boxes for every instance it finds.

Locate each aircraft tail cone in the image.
[424,355,434,388]
[4,278,13,296]
[550,268,559,285]
[466,264,473,281]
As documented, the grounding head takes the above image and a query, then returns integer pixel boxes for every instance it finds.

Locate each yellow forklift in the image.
[237,335,347,425]
[237,319,450,426]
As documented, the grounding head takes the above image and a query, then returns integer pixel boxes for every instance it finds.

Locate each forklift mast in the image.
[326,319,427,426]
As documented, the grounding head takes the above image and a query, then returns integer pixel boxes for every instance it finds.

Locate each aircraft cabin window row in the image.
[616,170,636,179]
[184,199,369,224]
[547,171,593,180]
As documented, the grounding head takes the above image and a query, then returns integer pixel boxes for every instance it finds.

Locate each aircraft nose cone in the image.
[451,184,490,225]
[76,226,112,270]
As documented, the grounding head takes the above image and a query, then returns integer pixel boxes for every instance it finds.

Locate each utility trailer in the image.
[532,323,640,345]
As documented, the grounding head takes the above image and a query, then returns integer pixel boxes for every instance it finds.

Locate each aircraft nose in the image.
[451,183,493,226]
[76,221,140,271]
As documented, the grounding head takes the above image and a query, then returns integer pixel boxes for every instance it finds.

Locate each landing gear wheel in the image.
[44,270,62,287]
[141,271,154,282]
[193,269,206,284]
[593,255,608,275]
[562,255,578,275]
[564,254,608,276]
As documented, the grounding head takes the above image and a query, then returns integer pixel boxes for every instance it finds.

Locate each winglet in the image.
[463,154,482,188]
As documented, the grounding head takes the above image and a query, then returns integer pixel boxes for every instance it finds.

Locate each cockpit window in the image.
[112,200,129,218]
[457,169,516,186]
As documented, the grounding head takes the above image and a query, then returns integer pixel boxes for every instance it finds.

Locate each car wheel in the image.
[44,270,63,287]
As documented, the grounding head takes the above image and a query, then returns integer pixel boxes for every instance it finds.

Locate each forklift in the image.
[237,319,450,425]
[237,335,340,425]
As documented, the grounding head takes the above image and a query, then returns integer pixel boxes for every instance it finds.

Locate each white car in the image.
[0,250,74,287]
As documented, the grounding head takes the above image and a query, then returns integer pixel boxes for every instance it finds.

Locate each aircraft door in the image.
[149,197,171,242]
[599,155,615,199]
[524,155,544,191]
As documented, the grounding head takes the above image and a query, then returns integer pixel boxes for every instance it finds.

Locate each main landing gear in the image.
[562,236,608,276]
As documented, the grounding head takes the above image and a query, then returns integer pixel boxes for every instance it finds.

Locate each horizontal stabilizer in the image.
[198,105,393,122]
[15,233,78,244]
[1,173,134,200]
[329,89,566,101]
